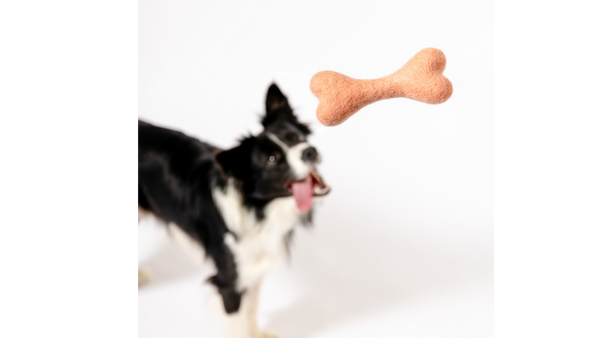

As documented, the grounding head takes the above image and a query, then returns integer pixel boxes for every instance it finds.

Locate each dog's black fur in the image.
[138,84,326,314]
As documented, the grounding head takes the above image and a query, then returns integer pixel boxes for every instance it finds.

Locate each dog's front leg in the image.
[244,279,276,338]
[212,276,254,338]
[220,280,276,338]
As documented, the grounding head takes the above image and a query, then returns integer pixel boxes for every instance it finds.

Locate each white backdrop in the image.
[139,0,492,337]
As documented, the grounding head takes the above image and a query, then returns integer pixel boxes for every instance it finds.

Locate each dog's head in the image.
[217,84,330,212]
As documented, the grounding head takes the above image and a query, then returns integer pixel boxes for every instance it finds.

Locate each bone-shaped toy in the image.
[310,48,453,127]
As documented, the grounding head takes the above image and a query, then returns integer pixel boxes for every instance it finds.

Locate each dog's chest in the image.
[213,184,301,290]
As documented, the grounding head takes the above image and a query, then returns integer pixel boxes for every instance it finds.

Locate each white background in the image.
[138,1,492,337]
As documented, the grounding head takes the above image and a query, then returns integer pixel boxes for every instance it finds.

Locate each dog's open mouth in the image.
[286,170,331,212]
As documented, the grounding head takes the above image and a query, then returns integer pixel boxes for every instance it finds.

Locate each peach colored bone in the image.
[310,48,453,127]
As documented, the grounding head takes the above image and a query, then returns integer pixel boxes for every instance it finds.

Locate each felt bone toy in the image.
[310,48,453,127]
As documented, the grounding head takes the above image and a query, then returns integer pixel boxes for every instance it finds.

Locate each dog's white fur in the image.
[266,133,313,180]
[214,180,301,291]
[211,180,302,338]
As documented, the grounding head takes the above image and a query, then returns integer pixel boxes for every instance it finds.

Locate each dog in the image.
[138,84,330,337]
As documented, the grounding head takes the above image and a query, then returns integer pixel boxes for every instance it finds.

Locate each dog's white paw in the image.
[250,330,277,338]
[138,269,150,286]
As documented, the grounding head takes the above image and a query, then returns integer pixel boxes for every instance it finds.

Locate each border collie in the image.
[138,84,330,337]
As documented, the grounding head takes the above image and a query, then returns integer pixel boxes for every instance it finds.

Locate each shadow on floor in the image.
[264,202,491,338]
[138,227,213,289]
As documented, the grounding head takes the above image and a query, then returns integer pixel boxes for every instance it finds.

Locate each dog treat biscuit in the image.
[310,48,453,126]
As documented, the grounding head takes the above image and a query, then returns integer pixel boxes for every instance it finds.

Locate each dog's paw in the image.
[250,331,277,338]
[138,269,150,286]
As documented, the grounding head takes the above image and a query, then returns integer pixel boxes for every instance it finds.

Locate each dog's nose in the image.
[302,146,318,162]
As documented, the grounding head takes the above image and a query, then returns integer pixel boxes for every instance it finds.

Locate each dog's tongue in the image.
[291,175,313,212]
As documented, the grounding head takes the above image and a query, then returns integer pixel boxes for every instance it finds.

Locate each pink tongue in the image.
[291,175,313,212]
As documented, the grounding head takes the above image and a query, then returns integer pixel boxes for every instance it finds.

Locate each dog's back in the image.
[138,120,218,223]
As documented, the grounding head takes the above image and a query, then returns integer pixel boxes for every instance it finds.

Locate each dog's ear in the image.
[216,137,256,179]
[265,83,291,117]
[262,83,311,134]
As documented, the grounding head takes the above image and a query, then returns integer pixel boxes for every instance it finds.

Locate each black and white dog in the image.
[138,84,330,337]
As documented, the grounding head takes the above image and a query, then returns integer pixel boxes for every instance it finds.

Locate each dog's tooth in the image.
[313,183,331,195]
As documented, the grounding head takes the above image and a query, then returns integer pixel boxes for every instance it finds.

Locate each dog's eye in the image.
[266,153,280,168]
